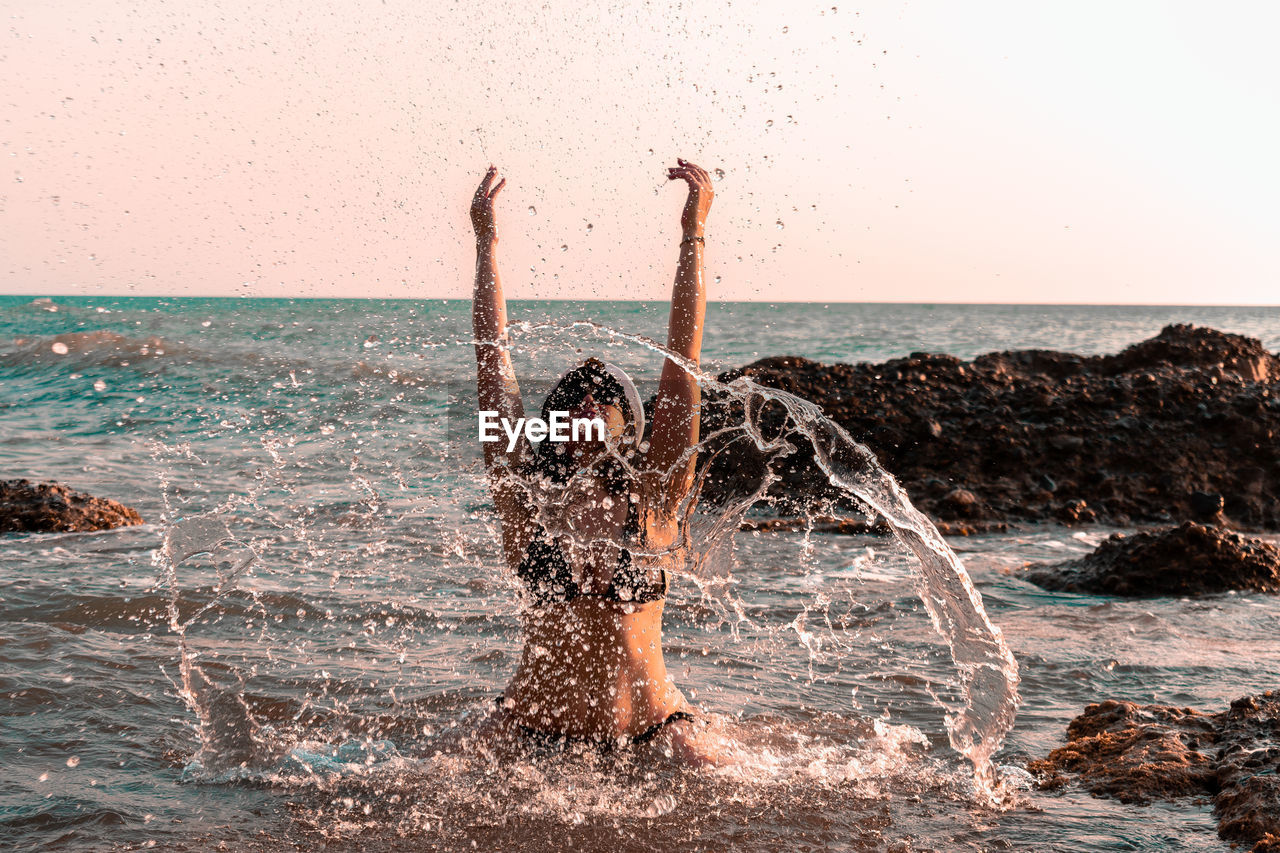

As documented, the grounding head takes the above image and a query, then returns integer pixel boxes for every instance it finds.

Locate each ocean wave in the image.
[0,802,130,834]
[1,329,188,369]
[0,586,324,632]
[0,583,509,634]
[0,329,450,393]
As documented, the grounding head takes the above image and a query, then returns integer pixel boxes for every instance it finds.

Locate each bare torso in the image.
[503,598,687,737]
[502,470,690,738]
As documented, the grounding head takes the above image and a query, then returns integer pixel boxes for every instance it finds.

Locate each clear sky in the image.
[3,0,1278,303]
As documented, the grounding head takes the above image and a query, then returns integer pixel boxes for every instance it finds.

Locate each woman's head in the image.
[531,358,644,483]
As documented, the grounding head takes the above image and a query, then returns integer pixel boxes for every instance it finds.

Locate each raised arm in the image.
[645,159,713,500]
[470,167,535,563]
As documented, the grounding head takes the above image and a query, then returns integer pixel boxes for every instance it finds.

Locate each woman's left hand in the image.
[667,159,714,239]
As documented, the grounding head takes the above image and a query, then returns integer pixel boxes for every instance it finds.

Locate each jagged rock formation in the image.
[1030,692,1280,853]
[1022,522,1280,596]
[0,478,144,533]
[699,325,1280,530]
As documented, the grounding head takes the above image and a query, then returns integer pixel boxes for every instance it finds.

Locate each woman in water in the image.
[469,160,718,763]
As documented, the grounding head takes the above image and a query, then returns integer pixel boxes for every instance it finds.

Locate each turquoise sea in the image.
[3,295,1279,851]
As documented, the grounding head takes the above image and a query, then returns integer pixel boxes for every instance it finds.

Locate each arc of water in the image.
[493,320,1021,795]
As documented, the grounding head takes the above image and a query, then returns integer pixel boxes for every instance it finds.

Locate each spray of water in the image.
[498,320,1020,793]
[155,318,1019,800]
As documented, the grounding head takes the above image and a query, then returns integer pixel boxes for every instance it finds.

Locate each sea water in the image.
[3,296,1279,851]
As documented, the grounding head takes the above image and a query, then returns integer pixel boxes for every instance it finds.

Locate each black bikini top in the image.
[515,495,668,607]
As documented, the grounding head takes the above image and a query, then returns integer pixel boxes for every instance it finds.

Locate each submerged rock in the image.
[0,478,144,533]
[1030,691,1280,853]
[700,324,1280,530]
[1021,522,1280,596]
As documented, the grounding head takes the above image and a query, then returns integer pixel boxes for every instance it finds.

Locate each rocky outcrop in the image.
[1215,693,1280,850]
[700,325,1280,530]
[1022,522,1280,596]
[1027,699,1219,802]
[1030,692,1280,852]
[0,478,144,533]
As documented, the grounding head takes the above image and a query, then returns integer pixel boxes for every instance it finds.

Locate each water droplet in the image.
[714,168,725,180]
[765,119,774,128]
[560,244,568,252]
[66,756,80,768]
[714,275,722,283]
[782,26,789,33]
[201,320,212,327]
[585,223,593,233]
[93,379,106,392]
[51,342,68,355]
[776,219,785,230]
[527,205,536,215]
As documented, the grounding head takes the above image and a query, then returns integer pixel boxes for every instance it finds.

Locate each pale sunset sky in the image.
[3,1,1278,303]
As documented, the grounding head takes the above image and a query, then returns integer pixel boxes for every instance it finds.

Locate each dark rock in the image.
[1215,692,1280,849]
[942,488,980,514]
[1253,835,1280,853]
[1103,324,1280,382]
[699,325,1280,530]
[1022,522,1280,596]
[0,478,144,533]
[1191,490,1225,519]
[1030,691,1280,853]
[1026,699,1219,803]
[1048,434,1085,453]
[1055,498,1096,526]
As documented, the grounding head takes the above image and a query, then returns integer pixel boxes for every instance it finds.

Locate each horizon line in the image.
[3,293,1279,309]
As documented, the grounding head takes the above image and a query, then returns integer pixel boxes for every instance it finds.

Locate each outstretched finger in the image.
[490,177,506,198]
[476,166,496,196]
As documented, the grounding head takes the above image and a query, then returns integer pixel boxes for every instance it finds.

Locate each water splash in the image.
[499,319,1020,794]
[153,314,1019,802]
[153,449,275,775]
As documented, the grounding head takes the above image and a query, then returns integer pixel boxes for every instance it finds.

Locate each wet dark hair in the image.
[528,357,638,487]
[538,357,634,426]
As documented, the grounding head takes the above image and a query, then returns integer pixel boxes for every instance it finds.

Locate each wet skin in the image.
[505,597,687,738]
[502,404,692,738]
[469,160,719,763]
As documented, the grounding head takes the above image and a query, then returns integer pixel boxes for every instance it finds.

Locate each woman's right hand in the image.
[471,166,506,243]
